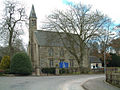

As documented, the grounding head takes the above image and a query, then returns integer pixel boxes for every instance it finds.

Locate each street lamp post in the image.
[104,43,106,75]
[103,28,107,79]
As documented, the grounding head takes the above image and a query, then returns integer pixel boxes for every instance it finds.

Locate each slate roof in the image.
[29,5,37,18]
[34,30,64,47]
[34,30,87,48]
[89,56,101,63]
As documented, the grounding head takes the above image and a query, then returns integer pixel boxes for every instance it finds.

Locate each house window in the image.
[48,48,54,57]
[49,59,54,67]
[96,63,98,68]
[60,59,64,63]
[60,48,64,57]
[69,59,74,67]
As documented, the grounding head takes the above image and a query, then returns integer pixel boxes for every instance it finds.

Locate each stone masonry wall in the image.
[38,46,89,68]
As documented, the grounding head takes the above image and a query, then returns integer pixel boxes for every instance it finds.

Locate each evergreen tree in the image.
[10,52,33,75]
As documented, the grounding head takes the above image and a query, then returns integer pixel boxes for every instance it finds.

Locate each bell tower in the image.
[29,5,37,69]
[29,5,37,31]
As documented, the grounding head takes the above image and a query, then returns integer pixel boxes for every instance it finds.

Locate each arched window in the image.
[48,48,54,57]
[60,48,64,57]
[32,20,36,26]
[49,58,54,67]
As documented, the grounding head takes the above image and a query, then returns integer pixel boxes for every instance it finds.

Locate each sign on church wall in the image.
[59,62,69,68]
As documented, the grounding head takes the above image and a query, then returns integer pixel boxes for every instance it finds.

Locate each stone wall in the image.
[38,46,89,68]
[39,46,76,68]
[106,67,120,88]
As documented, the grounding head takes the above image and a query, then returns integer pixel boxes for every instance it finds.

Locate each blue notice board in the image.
[59,62,68,68]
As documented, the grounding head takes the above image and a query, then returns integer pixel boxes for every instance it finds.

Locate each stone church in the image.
[28,5,90,75]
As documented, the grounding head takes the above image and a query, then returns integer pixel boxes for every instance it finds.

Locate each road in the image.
[82,77,120,90]
[0,74,104,90]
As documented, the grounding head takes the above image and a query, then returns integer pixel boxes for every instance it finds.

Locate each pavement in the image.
[82,77,120,90]
[0,74,103,90]
[0,74,119,90]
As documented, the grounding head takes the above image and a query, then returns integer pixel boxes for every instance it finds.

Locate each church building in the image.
[28,5,90,75]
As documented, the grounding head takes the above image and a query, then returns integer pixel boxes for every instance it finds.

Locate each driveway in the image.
[0,74,104,90]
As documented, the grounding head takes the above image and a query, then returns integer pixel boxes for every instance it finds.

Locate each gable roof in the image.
[89,56,101,63]
[34,30,88,48]
[34,30,64,47]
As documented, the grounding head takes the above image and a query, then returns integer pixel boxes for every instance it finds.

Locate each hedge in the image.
[41,68,56,74]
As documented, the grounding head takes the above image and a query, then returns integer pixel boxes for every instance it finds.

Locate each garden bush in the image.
[0,56,10,70]
[0,69,4,76]
[4,69,11,74]
[41,68,56,74]
[10,52,33,75]
[59,68,66,74]
[59,68,69,74]
[0,56,2,63]
[80,67,90,74]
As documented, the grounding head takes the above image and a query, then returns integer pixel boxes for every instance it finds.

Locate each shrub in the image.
[0,69,4,76]
[0,56,10,70]
[80,67,90,74]
[4,69,11,74]
[10,52,33,75]
[42,68,56,74]
[59,68,66,74]
[59,68,69,74]
[107,53,120,67]
[0,56,2,63]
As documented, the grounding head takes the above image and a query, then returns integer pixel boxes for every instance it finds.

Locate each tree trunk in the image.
[78,43,85,73]
[9,30,13,57]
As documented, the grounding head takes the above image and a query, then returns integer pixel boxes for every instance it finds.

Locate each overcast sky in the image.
[1,0,119,27]
[0,0,120,46]
[24,0,120,26]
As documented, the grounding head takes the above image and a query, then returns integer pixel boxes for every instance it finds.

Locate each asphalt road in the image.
[0,74,104,90]
[82,77,120,90]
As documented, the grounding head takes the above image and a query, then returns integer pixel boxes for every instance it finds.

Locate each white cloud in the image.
[64,0,120,24]
[1,0,120,26]
[1,0,120,46]
[7,0,120,27]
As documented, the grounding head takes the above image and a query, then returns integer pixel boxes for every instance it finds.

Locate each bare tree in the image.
[0,39,25,57]
[88,20,114,73]
[0,0,27,57]
[89,20,114,56]
[43,3,111,70]
[99,21,115,73]
[89,41,100,56]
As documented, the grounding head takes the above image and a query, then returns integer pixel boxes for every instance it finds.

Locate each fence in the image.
[106,67,120,88]
[91,68,104,73]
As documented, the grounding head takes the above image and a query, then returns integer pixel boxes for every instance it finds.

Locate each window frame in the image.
[48,48,54,57]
